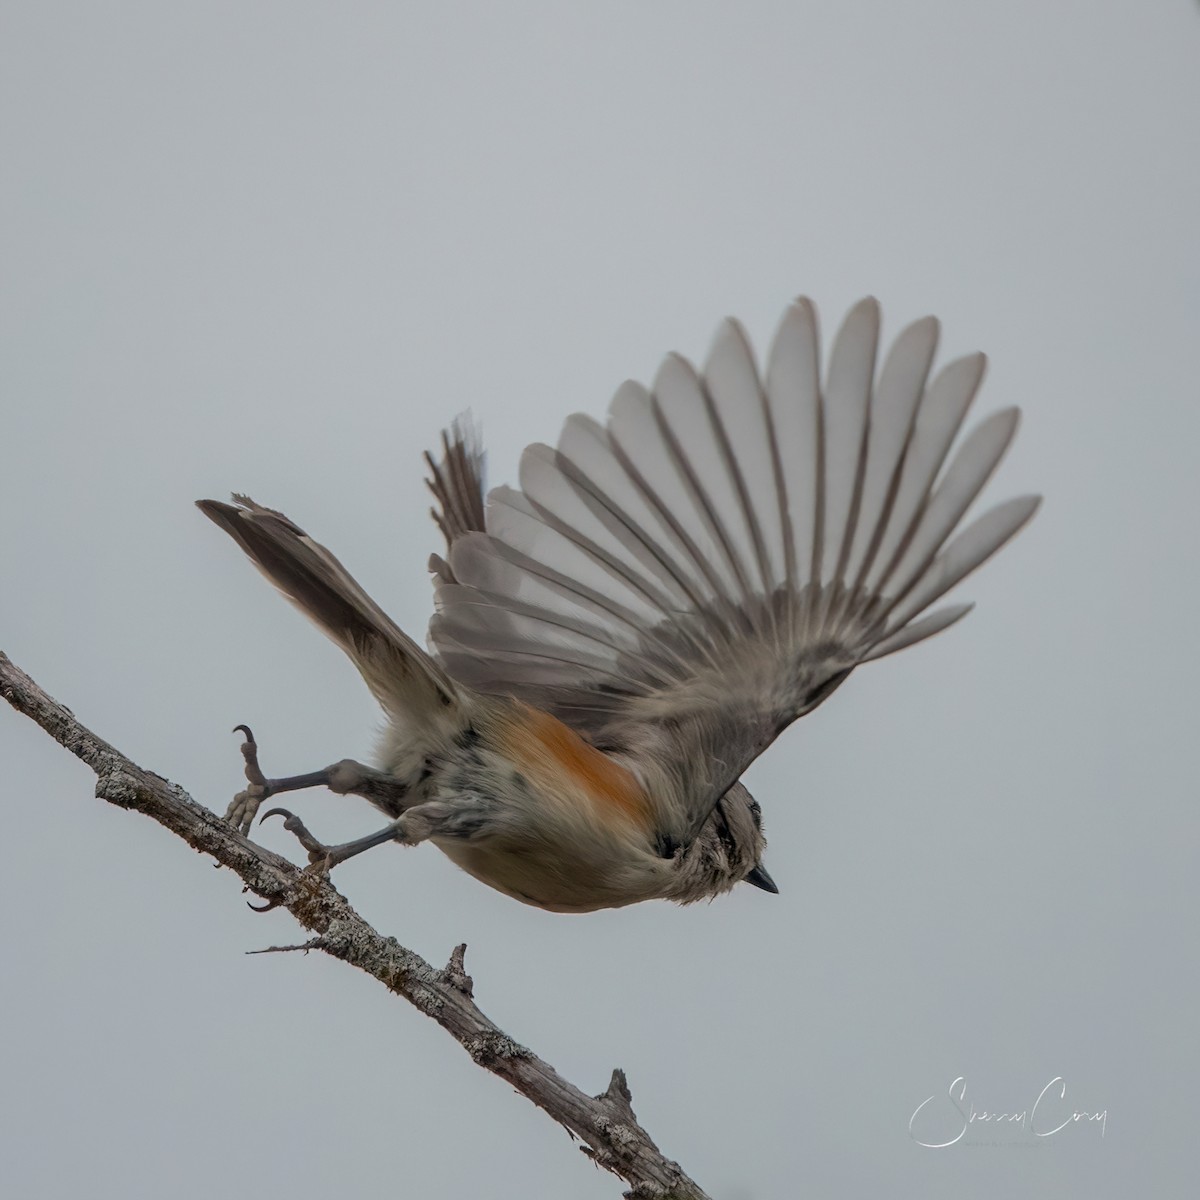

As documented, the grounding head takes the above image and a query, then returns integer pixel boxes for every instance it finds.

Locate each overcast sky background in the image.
[2,3,1197,1197]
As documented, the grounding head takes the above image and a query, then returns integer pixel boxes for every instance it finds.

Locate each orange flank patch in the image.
[499,704,653,832]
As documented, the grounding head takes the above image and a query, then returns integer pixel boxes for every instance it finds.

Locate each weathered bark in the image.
[1,651,711,1200]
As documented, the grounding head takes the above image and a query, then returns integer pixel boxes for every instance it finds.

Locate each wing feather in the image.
[820,298,879,589]
[862,351,985,595]
[702,319,781,599]
[764,299,822,600]
[652,354,759,607]
[877,407,1021,610]
[842,315,938,596]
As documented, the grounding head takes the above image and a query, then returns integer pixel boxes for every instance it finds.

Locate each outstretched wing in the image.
[428,298,1039,842]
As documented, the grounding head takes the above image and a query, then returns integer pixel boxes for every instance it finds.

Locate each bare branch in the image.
[0,651,711,1200]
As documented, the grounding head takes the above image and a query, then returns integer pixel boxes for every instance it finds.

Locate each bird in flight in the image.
[199,296,1038,912]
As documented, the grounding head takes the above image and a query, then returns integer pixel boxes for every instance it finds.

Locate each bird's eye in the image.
[748,799,762,829]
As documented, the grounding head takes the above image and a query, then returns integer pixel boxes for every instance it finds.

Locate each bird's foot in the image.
[226,724,271,834]
[258,807,405,889]
[224,726,340,834]
[259,807,338,874]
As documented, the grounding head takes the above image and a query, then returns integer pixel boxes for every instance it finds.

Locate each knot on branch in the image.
[598,1068,636,1118]
[439,943,474,997]
[579,1070,647,1171]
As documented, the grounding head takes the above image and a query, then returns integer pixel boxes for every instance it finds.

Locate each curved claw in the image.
[258,806,332,865]
[247,896,286,914]
[233,724,255,742]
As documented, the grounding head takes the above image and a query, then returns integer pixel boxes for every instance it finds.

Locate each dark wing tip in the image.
[196,497,240,526]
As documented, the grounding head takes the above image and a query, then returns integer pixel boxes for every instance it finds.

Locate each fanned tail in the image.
[424,414,487,586]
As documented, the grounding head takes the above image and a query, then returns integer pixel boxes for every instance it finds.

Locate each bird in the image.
[198,295,1039,913]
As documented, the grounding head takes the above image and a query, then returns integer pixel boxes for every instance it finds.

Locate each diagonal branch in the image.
[0,651,711,1200]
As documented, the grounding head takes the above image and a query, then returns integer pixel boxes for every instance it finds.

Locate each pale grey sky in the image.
[2,3,1197,1197]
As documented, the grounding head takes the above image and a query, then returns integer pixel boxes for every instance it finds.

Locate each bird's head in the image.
[722,781,777,894]
[668,781,777,903]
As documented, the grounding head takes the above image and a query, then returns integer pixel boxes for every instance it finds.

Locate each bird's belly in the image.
[428,701,667,911]
[433,836,664,913]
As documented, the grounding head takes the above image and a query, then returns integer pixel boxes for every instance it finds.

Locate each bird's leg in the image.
[225,725,410,834]
[246,798,493,911]
[243,810,406,913]
[258,808,403,872]
[262,798,492,877]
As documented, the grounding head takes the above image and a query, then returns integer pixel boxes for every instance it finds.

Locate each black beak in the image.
[744,863,779,894]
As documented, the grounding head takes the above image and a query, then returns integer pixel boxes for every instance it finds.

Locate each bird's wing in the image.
[428,298,1039,844]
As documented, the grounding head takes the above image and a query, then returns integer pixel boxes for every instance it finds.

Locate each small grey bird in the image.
[199,296,1038,912]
